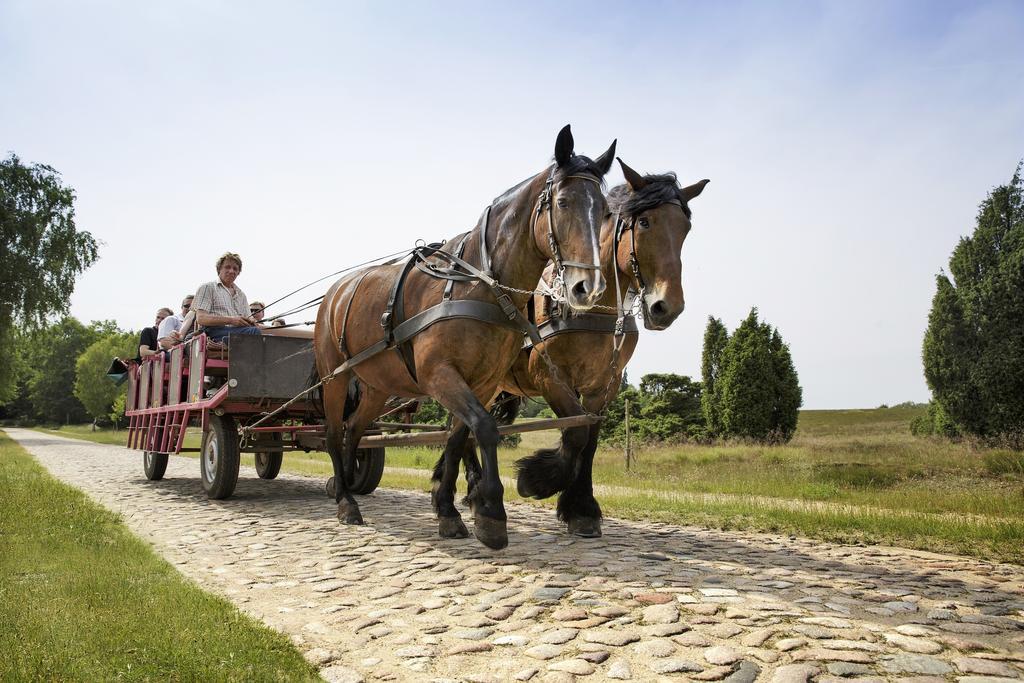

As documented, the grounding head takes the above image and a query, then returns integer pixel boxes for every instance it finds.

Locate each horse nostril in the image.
[572,280,591,299]
[650,300,668,318]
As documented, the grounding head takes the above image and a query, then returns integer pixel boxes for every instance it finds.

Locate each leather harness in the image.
[324,170,602,386]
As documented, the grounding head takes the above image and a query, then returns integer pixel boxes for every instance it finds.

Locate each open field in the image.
[33,406,1024,564]
[0,432,318,681]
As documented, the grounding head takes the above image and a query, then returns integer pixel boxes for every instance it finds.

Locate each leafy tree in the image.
[25,318,111,423]
[599,383,642,444]
[600,373,702,444]
[700,316,729,435]
[922,163,1024,445]
[414,399,449,425]
[636,373,703,441]
[0,154,99,402]
[711,308,802,442]
[74,331,135,425]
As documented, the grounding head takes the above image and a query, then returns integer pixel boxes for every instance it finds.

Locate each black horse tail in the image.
[306,364,325,418]
[489,392,522,426]
[306,364,361,421]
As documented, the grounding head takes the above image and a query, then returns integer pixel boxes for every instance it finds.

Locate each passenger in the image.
[270,319,286,328]
[158,294,195,350]
[137,308,172,361]
[249,301,266,325]
[192,252,262,342]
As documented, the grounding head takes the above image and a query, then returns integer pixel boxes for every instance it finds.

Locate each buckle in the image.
[380,311,392,328]
[496,293,518,320]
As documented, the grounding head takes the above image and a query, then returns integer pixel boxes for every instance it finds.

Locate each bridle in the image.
[531,169,604,300]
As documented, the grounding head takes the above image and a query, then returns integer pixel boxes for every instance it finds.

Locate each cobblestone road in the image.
[8,428,1024,682]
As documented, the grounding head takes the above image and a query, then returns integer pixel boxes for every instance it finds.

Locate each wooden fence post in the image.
[624,398,631,470]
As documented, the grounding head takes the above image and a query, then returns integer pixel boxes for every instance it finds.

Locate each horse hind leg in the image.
[431,419,470,539]
[322,376,364,525]
[337,383,389,523]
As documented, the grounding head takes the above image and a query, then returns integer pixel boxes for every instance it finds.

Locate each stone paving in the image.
[7,428,1024,682]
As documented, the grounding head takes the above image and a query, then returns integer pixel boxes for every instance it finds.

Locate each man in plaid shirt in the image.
[192,252,262,342]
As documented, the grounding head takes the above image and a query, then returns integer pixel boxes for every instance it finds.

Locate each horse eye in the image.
[638,217,650,228]
[556,197,568,209]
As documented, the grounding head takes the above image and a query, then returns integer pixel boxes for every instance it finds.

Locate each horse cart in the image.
[123,327,595,500]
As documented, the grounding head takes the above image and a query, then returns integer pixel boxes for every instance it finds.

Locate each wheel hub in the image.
[204,434,219,481]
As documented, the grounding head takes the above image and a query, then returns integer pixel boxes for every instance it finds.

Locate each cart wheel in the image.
[324,447,385,497]
[254,433,283,480]
[201,413,240,499]
[351,447,386,495]
[143,451,168,481]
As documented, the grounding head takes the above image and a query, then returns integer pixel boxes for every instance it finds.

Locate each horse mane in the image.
[607,173,692,219]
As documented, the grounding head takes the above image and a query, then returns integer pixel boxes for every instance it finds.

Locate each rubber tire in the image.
[254,433,283,480]
[201,413,240,499]
[143,451,168,481]
[351,447,386,495]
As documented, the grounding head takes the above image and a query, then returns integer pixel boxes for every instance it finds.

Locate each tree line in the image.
[0,318,136,427]
[600,308,802,445]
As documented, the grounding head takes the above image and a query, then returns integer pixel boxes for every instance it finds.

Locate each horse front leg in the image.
[339,383,389,525]
[557,392,607,537]
[431,419,470,539]
[423,366,506,549]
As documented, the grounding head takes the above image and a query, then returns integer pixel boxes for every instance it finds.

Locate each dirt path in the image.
[7,428,1024,682]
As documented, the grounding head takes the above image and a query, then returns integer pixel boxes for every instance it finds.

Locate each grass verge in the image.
[0,431,318,682]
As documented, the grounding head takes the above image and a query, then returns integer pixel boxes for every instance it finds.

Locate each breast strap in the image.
[523,312,639,350]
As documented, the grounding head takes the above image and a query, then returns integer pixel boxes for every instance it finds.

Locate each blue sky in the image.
[2,1,1022,408]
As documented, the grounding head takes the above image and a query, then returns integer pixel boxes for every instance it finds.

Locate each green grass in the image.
[33,406,1024,564]
[0,431,319,682]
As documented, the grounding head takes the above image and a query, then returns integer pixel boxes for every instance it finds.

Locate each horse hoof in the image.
[438,516,469,539]
[337,503,364,525]
[473,515,508,550]
[567,517,602,538]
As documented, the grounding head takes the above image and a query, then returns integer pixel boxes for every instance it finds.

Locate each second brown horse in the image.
[434,159,709,538]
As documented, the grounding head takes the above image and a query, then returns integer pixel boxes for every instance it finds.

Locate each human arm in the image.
[138,328,159,358]
[195,309,254,327]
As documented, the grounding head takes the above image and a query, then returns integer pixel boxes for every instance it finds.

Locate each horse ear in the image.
[617,157,647,191]
[593,140,616,176]
[554,124,574,167]
[680,179,710,202]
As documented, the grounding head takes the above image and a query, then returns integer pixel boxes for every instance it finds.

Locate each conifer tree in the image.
[700,316,729,435]
[923,163,1024,444]
[707,308,802,442]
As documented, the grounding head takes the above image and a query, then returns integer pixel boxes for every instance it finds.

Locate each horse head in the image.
[537,125,616,311]
[612,158,709,330]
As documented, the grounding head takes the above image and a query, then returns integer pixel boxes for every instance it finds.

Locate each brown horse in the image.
[313,126,616,549]
[434,159,709,538]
